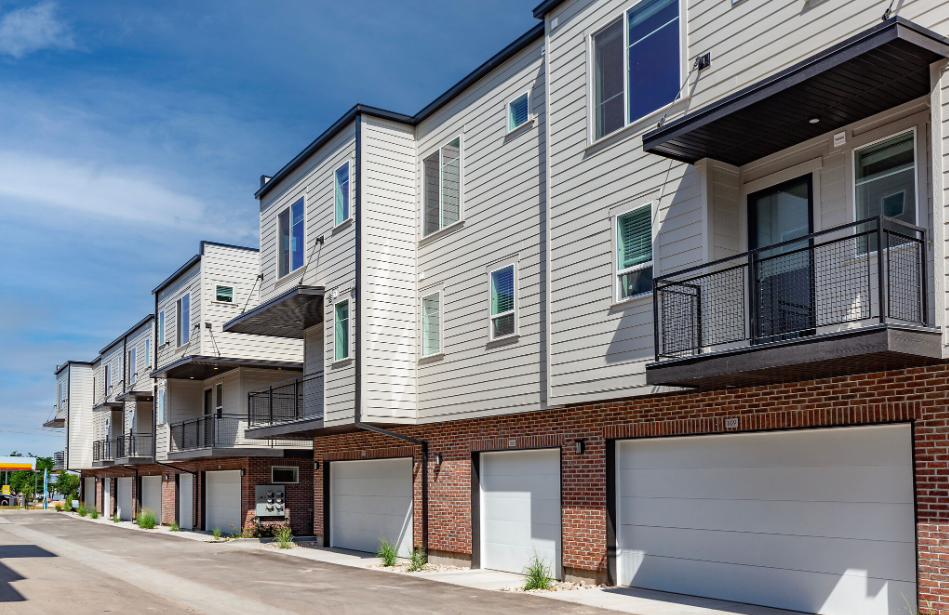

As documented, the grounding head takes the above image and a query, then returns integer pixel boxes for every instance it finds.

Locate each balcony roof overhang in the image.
[150,355,303,381]
[115,389,153,402]
[42,418,65,428]
[222,285,325,339]
[643,18,949,166]
[166,448,313,461]
[92,401,124,411]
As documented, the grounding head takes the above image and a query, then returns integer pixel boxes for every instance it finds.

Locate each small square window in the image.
[272,466,298,484]
[216,285,234,303]
[508,93,530,131]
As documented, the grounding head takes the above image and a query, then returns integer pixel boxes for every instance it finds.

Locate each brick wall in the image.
[311,364,949,607]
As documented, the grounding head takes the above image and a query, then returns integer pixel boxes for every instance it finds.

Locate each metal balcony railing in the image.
[169,414,300,452]
[52,450,65,471]
[653,216,928,361]
[248,372,324,427]
[123,432,154,458]
[93,438,114,462]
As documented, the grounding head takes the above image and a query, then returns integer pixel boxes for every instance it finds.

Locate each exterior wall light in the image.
[575,439,586,455]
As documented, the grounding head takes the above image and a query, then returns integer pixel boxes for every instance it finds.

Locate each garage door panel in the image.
[205,470,241,533]
[482,496,561,526]
[479,473,561,495]
[331,459,413,558]
[620,497,916,543]
[117,478,133,521]
[333,493,413,517]
[142,476,162,518]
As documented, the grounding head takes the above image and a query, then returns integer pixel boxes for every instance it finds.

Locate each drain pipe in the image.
[350,112,429,555]
[153,461,197,529]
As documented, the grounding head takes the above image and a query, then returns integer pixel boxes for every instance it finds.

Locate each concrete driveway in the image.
[0,511,612,615]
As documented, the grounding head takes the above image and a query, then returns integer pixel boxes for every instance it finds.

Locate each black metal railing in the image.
[653,216,928,361]
[93,438,114,462]
[248,372,324,427]
[52,450,65,470]
[123,433,154,458]
[169,414,246,451]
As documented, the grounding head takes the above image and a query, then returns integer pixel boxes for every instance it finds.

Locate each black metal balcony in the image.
[52,450,65,471]
[244,373,325,440]
[648,217,941,389]
[119,433,154,461]
[93,438,115,462]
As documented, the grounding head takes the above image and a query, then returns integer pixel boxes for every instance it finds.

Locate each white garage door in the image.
[205,470,242,534]
[83,478,95,507]
[616,425,915,615]
[103,479,111,516]
[142,476,162,519]
[179,474,193,530]
[116,477,133,521]
[331,458,413,557]
[480,449,561,578]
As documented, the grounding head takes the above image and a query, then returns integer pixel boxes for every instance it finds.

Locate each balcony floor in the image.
[646,323,943,391]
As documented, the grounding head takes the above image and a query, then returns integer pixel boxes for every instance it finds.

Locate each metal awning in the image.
[222,285,325,339]
[116,389,153,402]
[643,18,949,166]
[92,401,124,412]
[150,355,303,381]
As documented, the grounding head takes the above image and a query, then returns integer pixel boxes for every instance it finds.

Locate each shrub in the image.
[136,509,157,529]
[523,553,553,591]
[77,502,88,517]
[274,524,294,549]
[59,500,72,513]
[89,507,99,520]
[212,527,222,539]
[902,595,935,615]
[111,513,120,523]
[169,522,179,532]
[377,538,399,567]
[407,548,427,572]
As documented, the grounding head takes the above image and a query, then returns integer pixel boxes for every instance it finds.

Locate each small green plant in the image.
[212,527,222,539]
[135,509,157,529]
[169,522,179,532]
[377,538,399,567]
[77,502,88,517]
[111,513,120,523]
[59,500,72,512]
[90,507,100,519]
[523,553,553,591]
[274,524,294,549]
[901,594,935,615]
[407,548,427,572]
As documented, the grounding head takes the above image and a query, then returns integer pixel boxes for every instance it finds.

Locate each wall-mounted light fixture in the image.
[434,453,443,466]
[575,439,586,455]
[314,460,321,470]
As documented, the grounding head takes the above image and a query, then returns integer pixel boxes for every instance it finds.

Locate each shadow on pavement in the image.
[0,544,57,602]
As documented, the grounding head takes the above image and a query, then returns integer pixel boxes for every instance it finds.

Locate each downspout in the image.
[65,366,71,470]
[350,112,430,554]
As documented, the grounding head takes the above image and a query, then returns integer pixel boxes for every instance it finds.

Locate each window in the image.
[335,299,350,361]
[158,311,165,345]
[272,467,299,484]
[855,130,916,227]
[508,93,530,131]
[144,339,151,368]
[177,293,191,346]
[128,348,137,384]
[422,137,462,236]
[278,197,305,278]
[57,383,62,409]
[616,204,653,300]
[105,364,112,395]
[335,162,350,225]
[215,285,234,303]
[593,0,681,140]
[156,389,165,424]
[421,292,442,356]
[215,382,223,416]
[489,264,516,339]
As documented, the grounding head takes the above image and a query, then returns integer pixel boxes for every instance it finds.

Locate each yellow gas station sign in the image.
[1,485,9,496]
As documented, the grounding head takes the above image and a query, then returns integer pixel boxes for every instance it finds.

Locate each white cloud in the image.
[0,2,74,59]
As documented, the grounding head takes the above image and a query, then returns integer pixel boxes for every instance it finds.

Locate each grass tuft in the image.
[77,502,88,517]
[274,524,294,549]
[112,513,120,523]
[135,509,157,529]
[89,507,99,519]
[407,548,427,572]
[169,522,179,532]
[902,594,936,615]
[212,527,222,539]
[377,538,399,567]
[523,553,554,591]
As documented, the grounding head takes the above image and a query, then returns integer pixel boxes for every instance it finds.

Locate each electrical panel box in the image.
[255,484,286,518]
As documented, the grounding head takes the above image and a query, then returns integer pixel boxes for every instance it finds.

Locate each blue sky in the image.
[0,0,540,457]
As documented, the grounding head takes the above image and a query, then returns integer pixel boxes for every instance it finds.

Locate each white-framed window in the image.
[105,363,112,395]
[421,291,442,357]
[488,263,516,340]
[214,382,223,416]
[156,388,165,424]
[334,299,350,361]
[615,203,654,301]
[57,382,63,409]
[158,311,165,345]
[422,136,462,237]
[272,466,299,484]
[177,293,191,346]
[592,0,682,140]
[335,161,350,225]
[854,128,917,244]
[144,339,151,368]
[278,196,305,279]
[507,92,530,131]
[215,285,234,303]
[128,347,137,384]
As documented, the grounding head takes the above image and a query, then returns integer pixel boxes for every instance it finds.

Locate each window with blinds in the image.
[423,137,462,237]
[508,93,530,131]
[335,300,350,361]
[278,197,305,278]
[335,162,350,225]
[616,205,653,300]
[215,285,234,303]
[489,264,516,339]
[421,292,441,356]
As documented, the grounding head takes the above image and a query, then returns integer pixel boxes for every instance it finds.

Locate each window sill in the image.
[486,333,519,347]
[275,270,304,289]
[586,96,691,153]
[420,219,465,246]
[331,356,353,366]
[611,292,653,310]
[419,352,444,364]
[211,301,238,306]
[333,217,353,232]
[505,116,536,137]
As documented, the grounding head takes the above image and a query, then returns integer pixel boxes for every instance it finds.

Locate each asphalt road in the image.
[0,512,610,615]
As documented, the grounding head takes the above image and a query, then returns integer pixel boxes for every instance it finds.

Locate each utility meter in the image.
[255,484,286,518]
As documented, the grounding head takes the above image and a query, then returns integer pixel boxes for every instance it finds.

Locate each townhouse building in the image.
[228,1,949,614]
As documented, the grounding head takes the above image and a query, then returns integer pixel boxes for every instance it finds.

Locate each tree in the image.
[54,473,79,503]
[5,453,53,503]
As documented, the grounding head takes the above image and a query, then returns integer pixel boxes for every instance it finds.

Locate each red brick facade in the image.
[311,363,949,607]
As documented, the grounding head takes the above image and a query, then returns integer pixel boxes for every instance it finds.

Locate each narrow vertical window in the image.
[335,162,350,225]
[508,93,530,131]
[156,389,165,424]
[627,0,680,122]
[335,300,350,361]
[177,293,191,346]
[855,131,916,225]
[422,137,462,237]
[57,383,62,410]
[278,197,305,278]
[144,339,151,368]
[105,364,112,395]
[421,292,441,356]
[616,204,653,300]
[489,265,516,339]
[593,19,625,139]
[128,348,136,384]
[215,383,223,416]
[158,311,165,345]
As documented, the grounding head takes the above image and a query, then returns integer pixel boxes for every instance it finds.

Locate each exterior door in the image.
[116,477,133,520]
[205,470,241,534]
[330,458,413,557]
[142,476,162,519]
[615,425,915,615]
[748,175,814,342]
[103,479,111,515]
[179,474,193,530]
[83,478,95,507]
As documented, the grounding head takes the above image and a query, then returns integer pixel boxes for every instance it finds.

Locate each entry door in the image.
[103,479,111,515]
[179,474,193,530]
[116,477,133,520]
[205,470,241,534]
[748,175,814,342]
[480,449,561,578]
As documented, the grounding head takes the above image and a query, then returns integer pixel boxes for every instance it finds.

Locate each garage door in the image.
[205,470,241,534]
[83,478,95,507]
[179,474,193,530]
[104,479,111,516]
[142,476,162,519]
[330,458,413,557]
[616,425,915,615]
[480,449,561,578]
[116,477,133,521]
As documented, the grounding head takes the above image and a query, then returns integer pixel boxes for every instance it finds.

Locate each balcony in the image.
[115,433,154,463]
[52,450,65,471]
[168,414,301,459]
[647,217,941,390]
[245,373,325,440]
[92,438,118,465]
